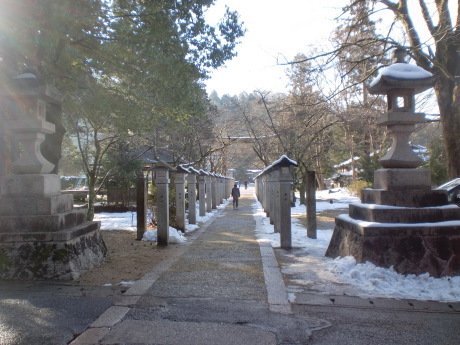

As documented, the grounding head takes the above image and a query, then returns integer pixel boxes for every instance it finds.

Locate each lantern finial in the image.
[392,47,408,63]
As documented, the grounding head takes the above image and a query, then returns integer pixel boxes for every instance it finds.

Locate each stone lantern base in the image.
[0,174,107,280]
[326,169,460,277]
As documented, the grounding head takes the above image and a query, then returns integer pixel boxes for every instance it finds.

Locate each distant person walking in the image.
[244,181,248,189]
[231,183,240,209]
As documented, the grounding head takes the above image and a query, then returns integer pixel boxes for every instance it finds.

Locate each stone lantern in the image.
[0,72,107,280]
[368,48,436,170]
[2,72,63,174]
[325,49,460,277]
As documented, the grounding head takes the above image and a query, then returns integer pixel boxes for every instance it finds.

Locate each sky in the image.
[204,0,346,96]
[203,0,458,105]
[95,188,460,302]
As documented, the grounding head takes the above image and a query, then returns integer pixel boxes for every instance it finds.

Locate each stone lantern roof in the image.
[8,72,64,104]
[176,165,189,174]
[368,49,436,95]
[368,49,436,113]
[368,63,435,94]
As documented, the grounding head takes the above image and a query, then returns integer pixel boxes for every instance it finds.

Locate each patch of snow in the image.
[255,189,460,302]
[94,212,136,231]
[142,227,186,244]
[338,213,460,228]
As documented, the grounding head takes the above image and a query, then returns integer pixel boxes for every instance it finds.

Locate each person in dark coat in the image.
[231,183,240,209]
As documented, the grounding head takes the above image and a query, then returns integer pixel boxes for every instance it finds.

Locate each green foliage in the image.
[348,180,371,197]
[358,153,381,184]
[425,136,449,185]
[0,0,244,220]
[103,143,143,190]
[148,183,157,206]
[59,135,84,176]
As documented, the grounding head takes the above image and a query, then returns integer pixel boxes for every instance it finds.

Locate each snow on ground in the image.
[94,188,460,302]
[94,212,137,231]
[94,200,228,243]
[254,188,460,303]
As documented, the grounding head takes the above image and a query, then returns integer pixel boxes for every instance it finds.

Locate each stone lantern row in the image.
[152,163,234,245]
[254,155,298,249]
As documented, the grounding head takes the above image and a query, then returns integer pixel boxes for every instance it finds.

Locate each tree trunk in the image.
[306,170,317,239]
[315,144,326,190]
[299,176,306,205]
[438,81,460,179]
[86,175,96,221]
[435,40,460,179]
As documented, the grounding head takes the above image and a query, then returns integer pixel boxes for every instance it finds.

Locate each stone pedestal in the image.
[279,166,292,249]
[197,175,206,217]
[0,174,107,280]
[136,176,147,240]
[326,168,460,277]
[374,168,431,190]
[326,209,460,277]
[186,172,197,225]
[271,170,280,233]
[154,166,170,246]
[219,177,225,204]
[211,175,217,210]
[174,171,186,232]
[205,174,212,213]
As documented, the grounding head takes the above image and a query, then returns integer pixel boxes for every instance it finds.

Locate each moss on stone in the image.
[52,248,70,261]
[0,252,9,273]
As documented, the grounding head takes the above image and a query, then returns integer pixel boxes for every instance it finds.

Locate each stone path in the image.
[71,188,330,345]
[2,187,459,345]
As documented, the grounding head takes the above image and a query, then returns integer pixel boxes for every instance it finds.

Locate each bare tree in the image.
[294,0,460,178]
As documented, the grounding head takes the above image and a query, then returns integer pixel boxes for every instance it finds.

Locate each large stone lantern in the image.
[0,72,107,280]
[325,49,460,277]
[368,48,436,171]
[2,72,62,174]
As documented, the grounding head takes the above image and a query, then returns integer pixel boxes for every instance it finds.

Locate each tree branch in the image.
[418,0,436,36]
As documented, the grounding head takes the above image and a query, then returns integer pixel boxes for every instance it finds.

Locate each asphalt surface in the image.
[1,188,459,345]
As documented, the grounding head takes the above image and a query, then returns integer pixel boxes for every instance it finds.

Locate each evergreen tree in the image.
[0,0,245,220]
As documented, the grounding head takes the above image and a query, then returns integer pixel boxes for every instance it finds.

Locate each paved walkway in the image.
[1,187,459,345]
[71,188,330,345]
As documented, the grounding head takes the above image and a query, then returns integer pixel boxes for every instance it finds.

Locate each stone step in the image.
[0,224,106,280]
[0,220,100,243]
[361,189,448,207]
[1,174,61,197]
[349,202,460,223]
[0,194,73,216]
[0,209,87,233]
[335,214,460,237]
[327,214,460,277]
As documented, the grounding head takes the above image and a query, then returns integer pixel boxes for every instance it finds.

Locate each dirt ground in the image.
[74,230,183,286]
[293,208,342,231]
